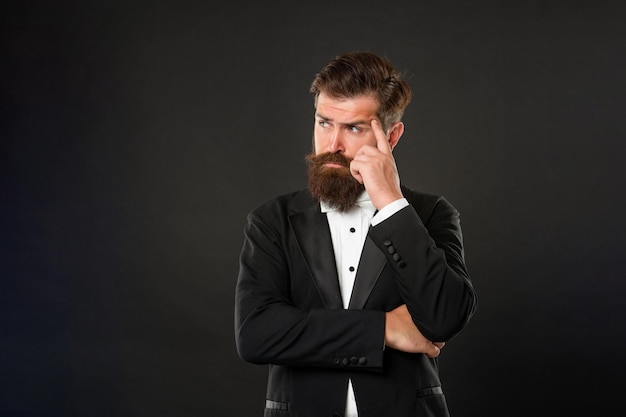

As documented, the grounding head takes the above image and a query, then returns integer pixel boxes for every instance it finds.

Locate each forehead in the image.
[316,92,379,122]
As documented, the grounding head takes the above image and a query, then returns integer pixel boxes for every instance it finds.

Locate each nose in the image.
[327,129,344,154]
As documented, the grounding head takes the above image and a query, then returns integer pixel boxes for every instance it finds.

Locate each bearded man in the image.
[235,51,477,417]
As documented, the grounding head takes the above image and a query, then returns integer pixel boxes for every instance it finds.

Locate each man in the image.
[235,51,477,417]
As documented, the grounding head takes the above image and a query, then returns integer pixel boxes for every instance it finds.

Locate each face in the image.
[313,92,381,159]
[306,93,381,211]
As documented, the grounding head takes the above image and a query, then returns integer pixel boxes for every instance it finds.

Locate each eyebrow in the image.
[315,113,370,127]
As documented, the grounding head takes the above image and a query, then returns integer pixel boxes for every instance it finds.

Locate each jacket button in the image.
[398,261,407,268]
[358,357,367,366]
[342,357,349,366]
[383,240,392,247]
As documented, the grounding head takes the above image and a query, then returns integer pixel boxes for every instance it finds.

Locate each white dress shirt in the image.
[321,193,408,417]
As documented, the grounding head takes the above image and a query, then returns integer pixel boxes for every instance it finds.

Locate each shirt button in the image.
[349,227,356,233]
[349,266,355,272]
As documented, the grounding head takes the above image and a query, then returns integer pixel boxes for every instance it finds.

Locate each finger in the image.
[371,119,392,155]
[349,160,364,184]
[426,344,441,359]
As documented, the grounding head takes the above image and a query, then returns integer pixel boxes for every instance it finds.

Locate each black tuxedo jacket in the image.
[235,186,477,417]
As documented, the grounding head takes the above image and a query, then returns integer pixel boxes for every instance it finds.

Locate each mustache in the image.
[305,152,352,168]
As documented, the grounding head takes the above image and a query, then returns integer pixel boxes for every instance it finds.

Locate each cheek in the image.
[365,134,378,148]
[312,139,322,154]
[343,140,367,159]
[312,132,327,154]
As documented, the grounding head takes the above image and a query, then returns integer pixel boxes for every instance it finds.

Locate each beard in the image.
[306,151,365,212]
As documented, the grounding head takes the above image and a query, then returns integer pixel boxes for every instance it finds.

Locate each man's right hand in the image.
[384,304,445,358]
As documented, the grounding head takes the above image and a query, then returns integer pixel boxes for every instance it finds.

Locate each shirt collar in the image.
[320,192,375,214]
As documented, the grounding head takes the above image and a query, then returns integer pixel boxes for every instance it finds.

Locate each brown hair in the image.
[309,51,412,132]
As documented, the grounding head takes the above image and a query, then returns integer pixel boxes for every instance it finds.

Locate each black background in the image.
[2,1,625,416]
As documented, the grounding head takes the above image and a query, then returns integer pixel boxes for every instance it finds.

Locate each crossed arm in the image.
[385,304,444,358]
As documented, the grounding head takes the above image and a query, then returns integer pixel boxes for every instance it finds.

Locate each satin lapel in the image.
[348,235,386,310]
[289,208,343,309]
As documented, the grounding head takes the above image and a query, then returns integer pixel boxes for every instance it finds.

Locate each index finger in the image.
[371,119,391,154]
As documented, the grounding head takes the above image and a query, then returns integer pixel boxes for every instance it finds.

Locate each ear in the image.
[388,122,404,150]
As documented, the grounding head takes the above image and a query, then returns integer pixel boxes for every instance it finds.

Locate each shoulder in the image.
[247,189,315,220]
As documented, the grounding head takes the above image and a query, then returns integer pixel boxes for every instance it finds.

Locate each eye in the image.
[318,120,330,128]
[348,125,361,133]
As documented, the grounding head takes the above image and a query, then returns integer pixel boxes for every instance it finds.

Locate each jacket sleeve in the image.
[368,194,477,342]
[234,208,386,370]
